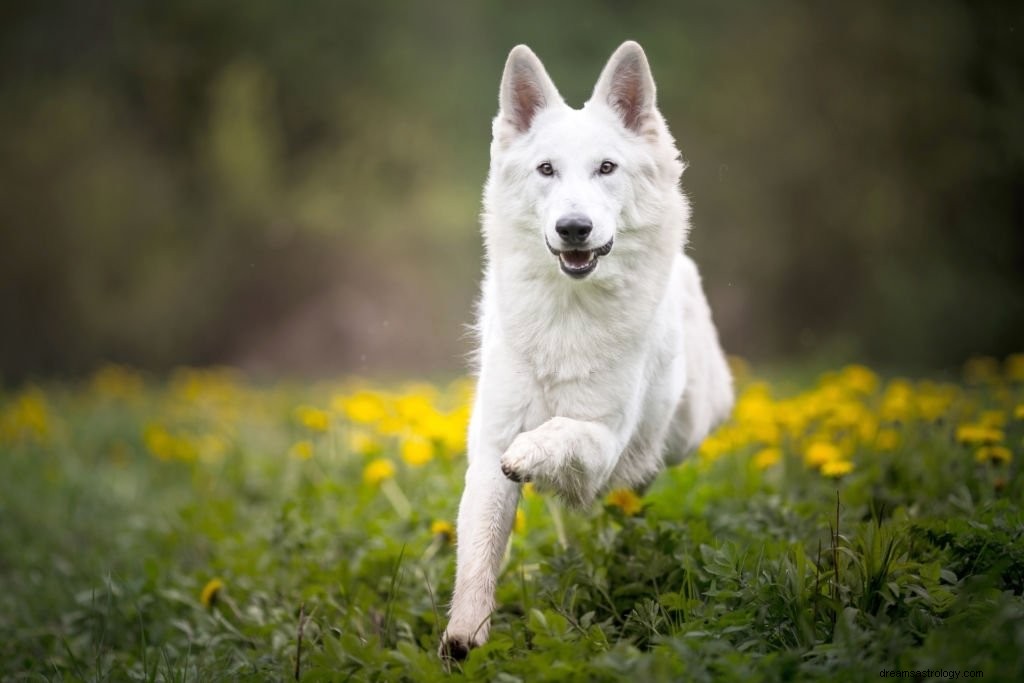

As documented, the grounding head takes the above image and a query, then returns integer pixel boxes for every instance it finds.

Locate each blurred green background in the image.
[1,0,1021,381]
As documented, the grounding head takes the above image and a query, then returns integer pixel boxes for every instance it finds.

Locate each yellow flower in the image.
[90,364,144,400]
[363,458,396,485]
[431,520,455,543]
[200,578,225,608]
[955,423,1004,445]
[514,508,526,534]
[335,390,388,424]
[979,410,1007,428]
[964,356,1000,385]
[605,488,643,515]
[522,482,537,499]
[875,428,901,452]
[347,429,381,456]
[1004,353,1024,383]
[295,405,330,432]
[974,445,1012,465]
[401,436,434,467]
[288,440,314,460]
[821,460,854,478]
[753,447,781,470]
[1015,404,1024,421]
[804,441,842,469]
[839,364,879,395]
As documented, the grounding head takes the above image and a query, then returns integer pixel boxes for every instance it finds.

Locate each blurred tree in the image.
[0,0,1021,380]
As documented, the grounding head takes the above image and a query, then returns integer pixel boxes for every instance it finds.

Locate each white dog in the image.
[440,41,734,660]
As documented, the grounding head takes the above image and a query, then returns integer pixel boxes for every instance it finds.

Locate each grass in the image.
[1,359,1022,681]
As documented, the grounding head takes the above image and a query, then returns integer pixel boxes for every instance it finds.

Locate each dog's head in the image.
[485,41,686,281]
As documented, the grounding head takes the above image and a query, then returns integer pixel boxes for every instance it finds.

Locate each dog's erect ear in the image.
[498,45,563,135]
[591,41,657,134]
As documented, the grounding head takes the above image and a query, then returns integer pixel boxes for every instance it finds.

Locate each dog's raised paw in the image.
[500,461,528,482]
[439,633,476,661]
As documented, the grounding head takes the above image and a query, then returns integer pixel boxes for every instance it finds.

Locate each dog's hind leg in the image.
[440,455,520,660]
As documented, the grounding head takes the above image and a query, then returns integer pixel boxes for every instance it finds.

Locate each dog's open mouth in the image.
[548,239,614,279]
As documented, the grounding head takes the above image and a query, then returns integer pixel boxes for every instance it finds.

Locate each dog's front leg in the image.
[440,454,519,660]
[500,417,620,507]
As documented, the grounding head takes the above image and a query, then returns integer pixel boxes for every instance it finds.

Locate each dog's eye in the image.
[537,162,555,177]
[599,160,618,175]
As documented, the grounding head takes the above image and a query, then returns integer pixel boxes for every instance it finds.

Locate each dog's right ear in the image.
[497,45,563,138]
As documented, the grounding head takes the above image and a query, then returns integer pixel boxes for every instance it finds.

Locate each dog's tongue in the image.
[562,250,592,267]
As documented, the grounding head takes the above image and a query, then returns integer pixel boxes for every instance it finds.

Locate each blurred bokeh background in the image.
[1,0,1021,382]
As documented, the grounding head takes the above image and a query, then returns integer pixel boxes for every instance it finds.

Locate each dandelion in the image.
[821,460,854,478]
[288,440,314,460]
[335,390,388,424]
[875,428,901,452]
[143,424,175,461]
[363,458,396,485]
[955,423,1004,445]
[400,436,434,467]
[295,405,330,432]
[804,441,842,469]
[431,520,455,543]
[200,578,225,608]
[974,445,1012,465]
[979,410,1007,428]
[1007,353,1024,383]
[90,364,144,400]
[605,488,643,515]
[839,364,879,395]
[514,508,526,534]
[753,447,781,470]
[964,356,1000,385]
[347,429,380,456]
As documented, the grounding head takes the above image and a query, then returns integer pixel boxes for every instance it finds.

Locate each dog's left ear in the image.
[590,41,657,135]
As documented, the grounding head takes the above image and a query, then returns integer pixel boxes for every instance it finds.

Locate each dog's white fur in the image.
[440,41,734,658]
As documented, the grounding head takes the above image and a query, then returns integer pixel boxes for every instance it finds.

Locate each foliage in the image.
[1,1,1023,377]
[1,355,1023,680]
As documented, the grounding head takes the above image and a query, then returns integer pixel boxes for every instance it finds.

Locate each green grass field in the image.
[2,358,1023,681]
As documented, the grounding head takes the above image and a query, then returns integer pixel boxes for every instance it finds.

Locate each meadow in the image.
[2,356,1023,681]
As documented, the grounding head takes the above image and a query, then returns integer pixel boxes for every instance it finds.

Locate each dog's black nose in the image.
[555,214,592,245]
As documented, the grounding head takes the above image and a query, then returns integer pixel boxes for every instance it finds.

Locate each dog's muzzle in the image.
[546,238,614,279]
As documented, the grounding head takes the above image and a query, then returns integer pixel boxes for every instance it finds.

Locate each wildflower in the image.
[288,440,314,460]
[880,380,914,422]
[979,410,1007,428]
[875,428,901,452]
[804,441,842,469]
[401,436,434,466]
[955,423,1004,445]
[90,364,144,400]
[431,520,455,543]
[522,482,537,499]
[974,445,1012,465]
[335,390,388,424]
[1015,404,1024,421]
[295,405,330,432]
[753,447,781,470]
[143,424,175,461]
[606,488,643,515]
[1007,353,1024,383]
[200,578,225,608]
[347,429,380,456]
[839,364,879,395]
[363,458,396,485]
[514,508,526,534]
[821,460,854,478]
[964,356,1000,385]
